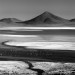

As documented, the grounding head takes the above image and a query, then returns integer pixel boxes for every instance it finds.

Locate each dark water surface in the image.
[1,29,75,42]
[0,29,75,35]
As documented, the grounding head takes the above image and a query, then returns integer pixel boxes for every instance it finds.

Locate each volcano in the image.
[19,11,69,24]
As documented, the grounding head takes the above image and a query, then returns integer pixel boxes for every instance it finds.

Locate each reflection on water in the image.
[1,29,75,42]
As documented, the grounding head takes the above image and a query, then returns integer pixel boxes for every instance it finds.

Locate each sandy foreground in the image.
[31,62,75,71]
[0,61,37,74]
[0,61,74,74]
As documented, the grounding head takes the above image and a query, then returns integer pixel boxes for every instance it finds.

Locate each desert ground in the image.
[0,26,75,75]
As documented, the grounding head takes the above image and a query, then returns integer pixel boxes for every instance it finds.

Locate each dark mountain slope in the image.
[19,11,69,24]
[70,19,75,22]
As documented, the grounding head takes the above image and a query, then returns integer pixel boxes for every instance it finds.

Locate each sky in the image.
[0,0,75,20]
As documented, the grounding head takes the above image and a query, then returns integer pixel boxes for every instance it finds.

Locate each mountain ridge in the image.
[18,11,70,24]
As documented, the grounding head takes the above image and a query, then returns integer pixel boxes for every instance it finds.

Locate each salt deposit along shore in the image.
[0,34,38,37]
[1,27,75,30]
[5,41,75,50]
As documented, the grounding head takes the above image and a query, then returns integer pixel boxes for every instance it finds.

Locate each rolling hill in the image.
[0,18,22,23]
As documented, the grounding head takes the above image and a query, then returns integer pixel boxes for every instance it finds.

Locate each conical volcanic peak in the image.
[21,11,69,24]
[43,11,50,14]
[0,18,22,23]
[41,11,53,16]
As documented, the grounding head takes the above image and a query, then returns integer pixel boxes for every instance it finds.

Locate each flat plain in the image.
[0,26,75,74]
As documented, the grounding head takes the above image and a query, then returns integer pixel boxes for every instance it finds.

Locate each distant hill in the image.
[0,18,22,23]
[19,11,69,24]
